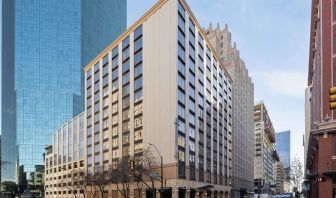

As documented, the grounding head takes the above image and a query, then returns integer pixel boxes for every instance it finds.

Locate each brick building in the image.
[305,0,336,197]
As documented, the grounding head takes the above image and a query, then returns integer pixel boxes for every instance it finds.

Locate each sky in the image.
[128,0,311,162]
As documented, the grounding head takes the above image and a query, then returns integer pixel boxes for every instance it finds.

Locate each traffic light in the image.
[164,179,167,186]
[130,160,135,171]
[330,87,336,109]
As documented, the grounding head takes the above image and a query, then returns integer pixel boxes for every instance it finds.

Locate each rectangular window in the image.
[189,31,195,47]
[334,1,336,21]
[189,141,195,152]
[178,75,185,89]
[122,49,130,62]
[189,20,195,35]
[134,25,143,40]
[189,45,195,61]
[178,14,185,32]
[94,154,100,163]
[134,117,143,128]
[122,84,130,98]
[123,134,130,144]
[189,99,195,113]
[87,69,92,79]
[178,1,185,18]
[178,45,185,62]
[178,29,185,47]
[94,62,100,73]
[134,37,143,53]
[112,57,118,70]
[198,33,204,48]
[112,69,118,81]
[122,109,130,121]
[178,89,185,104]
[103,130,109,140]
[112,46,118,58]
[135,129,142,141]
[178,150,185,162]
[178,104,185,119]
[112,150,118,158]
[134,51,143,65]
[87,156,92,165]
[135,143,143,153]
[112,80,118,91]
[112,138,118,147]
[122,36,130,49]
[189,127,195,138]
[134,103,143,116]
[87,146,92,156]
[103,75,108,87]
[189,113,195,126]
[94,143,100,153]
[112,92,118,103]
[333,135,336,156]
[122,72,130,85]
[87,127,92,137]
[103,55,109,66]
[122,97,130,109]
[178,59,185,76]
[334,34,336,54]
[122,60,130,73]
[134,77,143,90]
[134,63,143,78]
[134,90,143,103]
[112,127,118,136]
[123,121,130,132]
[178,135,185,147]
[189,73,195,86]
[178,121,185,134]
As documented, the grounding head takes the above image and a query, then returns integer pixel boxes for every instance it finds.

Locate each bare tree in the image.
[92,165,110,198]
[110,158,132,198]
[131,149,159,197]
[86,174,96,198]
[290,157,303,191]
[60,170,81,198]
[73,170,90,198]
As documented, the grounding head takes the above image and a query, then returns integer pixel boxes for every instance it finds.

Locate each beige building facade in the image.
[45,0,234,197]
[205,24,255,198]
[254,102,279,196]
[275,162,284,195]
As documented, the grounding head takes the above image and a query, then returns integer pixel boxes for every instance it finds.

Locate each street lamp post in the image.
[149,143,163,198]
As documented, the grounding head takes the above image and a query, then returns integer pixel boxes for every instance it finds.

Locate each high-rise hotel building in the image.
[254,102,279,195]
[205,23,255,197]
[44,0,233,197]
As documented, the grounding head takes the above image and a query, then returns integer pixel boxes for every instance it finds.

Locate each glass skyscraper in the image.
[1,0,126,186]
[276,130,291,167]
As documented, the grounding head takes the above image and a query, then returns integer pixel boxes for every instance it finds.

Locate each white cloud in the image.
[252,70,307,99]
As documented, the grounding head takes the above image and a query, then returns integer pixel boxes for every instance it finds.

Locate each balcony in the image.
[273,151,280,161]
[264,123,275,143]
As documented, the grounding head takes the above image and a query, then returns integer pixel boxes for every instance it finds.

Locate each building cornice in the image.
[84,0,168,72]
[84,0,233,82]
[308,0,319,85]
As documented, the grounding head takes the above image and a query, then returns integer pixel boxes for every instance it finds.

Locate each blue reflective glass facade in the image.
[1,0,126,184]
[276,130,291,168]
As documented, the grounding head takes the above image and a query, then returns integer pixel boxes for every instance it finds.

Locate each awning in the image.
[196,185,215,191]
[323,170,336,177]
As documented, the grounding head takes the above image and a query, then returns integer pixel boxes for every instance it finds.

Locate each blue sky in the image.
[128,0,311,161]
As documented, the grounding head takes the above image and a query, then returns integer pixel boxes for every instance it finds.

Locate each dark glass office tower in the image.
[1,0,126,185]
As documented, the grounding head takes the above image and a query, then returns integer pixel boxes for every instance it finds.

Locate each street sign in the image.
[149,172,161,180]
